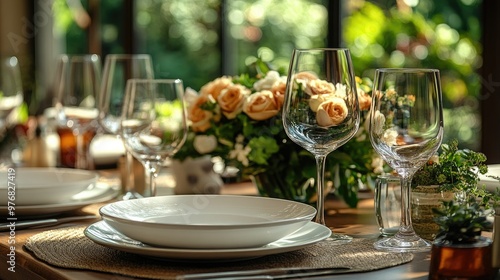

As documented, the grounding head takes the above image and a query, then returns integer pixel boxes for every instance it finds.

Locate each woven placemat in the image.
[25,226,413,279]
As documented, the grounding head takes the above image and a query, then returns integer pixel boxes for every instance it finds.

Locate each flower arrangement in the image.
[174,60,381,207]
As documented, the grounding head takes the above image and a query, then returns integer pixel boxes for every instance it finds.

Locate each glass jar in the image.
[374,174,401,236]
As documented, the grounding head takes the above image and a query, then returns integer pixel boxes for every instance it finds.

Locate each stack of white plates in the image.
[0,168,117,217]
[85,195,331,261]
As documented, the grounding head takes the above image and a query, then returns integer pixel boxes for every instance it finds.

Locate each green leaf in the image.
[247,136,279,165]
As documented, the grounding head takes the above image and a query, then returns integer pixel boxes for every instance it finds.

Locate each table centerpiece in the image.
[173,60,381,207]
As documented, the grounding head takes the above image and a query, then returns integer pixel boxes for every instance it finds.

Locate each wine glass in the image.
[54,54,101,169]
[282,48,360,243]
[98,54,154,199]
[369,68,444,252]
[0,56,23,137]
[120,79,187,197]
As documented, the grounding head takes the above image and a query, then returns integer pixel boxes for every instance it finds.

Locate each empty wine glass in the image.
[120,79,187,197]
[282,48,360,243]
[369,68,444,252]
[54,54,101,169]
[98,54,154,199]
[0,56,23,137]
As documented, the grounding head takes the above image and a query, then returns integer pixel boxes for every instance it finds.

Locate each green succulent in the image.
[432,198,492,244]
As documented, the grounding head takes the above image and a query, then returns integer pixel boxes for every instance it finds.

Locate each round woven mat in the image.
[25,226,413,279]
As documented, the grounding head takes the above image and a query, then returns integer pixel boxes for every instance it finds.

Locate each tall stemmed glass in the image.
[98,54,154,199]
[282,48,360,243]
[54,54,101,169]
[0,56,23,137]
[369,68,444,252]
[121,79,187,197]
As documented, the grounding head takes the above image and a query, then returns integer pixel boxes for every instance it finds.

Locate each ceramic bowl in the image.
[99,195,316,249]
[0,167,98,205]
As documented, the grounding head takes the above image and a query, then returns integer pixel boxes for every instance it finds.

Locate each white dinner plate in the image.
[479,164,500,193]
[99,195,316,249]
[84,220,330,261]
[0,182,118,217]
[0,167,98,205]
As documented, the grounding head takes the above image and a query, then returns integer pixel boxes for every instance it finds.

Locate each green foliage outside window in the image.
[343,0,482,150]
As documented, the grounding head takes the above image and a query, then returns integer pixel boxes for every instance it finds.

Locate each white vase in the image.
[171,156,223,195]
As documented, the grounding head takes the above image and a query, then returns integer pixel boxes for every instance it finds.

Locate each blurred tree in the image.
[58,0,482,149]
[343,0,482,150]
[133,0,327,90]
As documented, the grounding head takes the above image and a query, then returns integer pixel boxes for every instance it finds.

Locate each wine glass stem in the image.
[314,154,327,225]
[125,151,135,193]
[75,133,86,169]
[143,161,160,197]
[399,174,415,235]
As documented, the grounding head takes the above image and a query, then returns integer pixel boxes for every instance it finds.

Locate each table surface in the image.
[0,179,497,280]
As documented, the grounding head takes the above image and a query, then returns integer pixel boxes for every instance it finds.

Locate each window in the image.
[11,0,500,161]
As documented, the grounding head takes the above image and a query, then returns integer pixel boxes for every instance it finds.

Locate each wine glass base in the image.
[327,232,353,244]
[121,191,144,200]
[374,236,431,252]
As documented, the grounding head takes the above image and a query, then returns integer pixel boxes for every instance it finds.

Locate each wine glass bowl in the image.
[120,79,187,197]
[98,54,154,199]
[54,54,101,169]
[99,54,154,135]
[282,48,360,243]
[55,55,100,130]
[369,68,444,252]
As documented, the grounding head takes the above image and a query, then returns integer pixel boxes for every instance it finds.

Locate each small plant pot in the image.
[429,236,496,280]
[411,185,454,240]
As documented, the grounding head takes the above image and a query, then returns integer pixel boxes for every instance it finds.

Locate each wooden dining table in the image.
[0,176,496,280]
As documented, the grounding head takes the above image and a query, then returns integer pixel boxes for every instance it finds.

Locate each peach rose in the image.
[315,97,348,127]
[270,80,286,109]
[199,76,233,100]
[293,72,318,93]
[294,71,318,82]
[243,90,280,121]
[217,84,250,119]
[188,94,215,132]
[305,79,336,96]
[358,89,372,111]
[309,94,333,112]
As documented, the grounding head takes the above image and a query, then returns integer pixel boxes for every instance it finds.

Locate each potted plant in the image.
[411,139,491,240]
[429,198,497,279]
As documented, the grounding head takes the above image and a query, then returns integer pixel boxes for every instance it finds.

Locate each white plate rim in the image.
[0,183,118,217]
[84,220,330,260]
[0,167,98,189]
[99,195,317,229]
